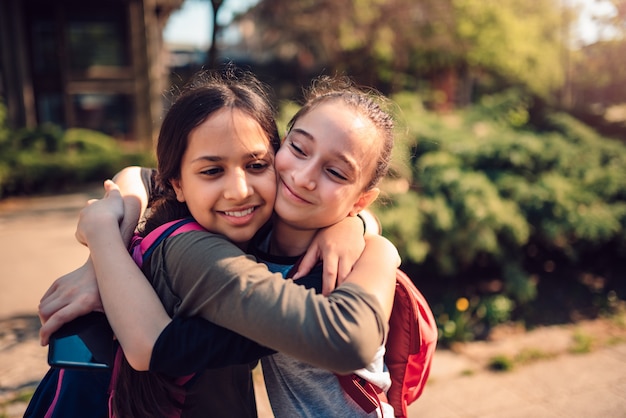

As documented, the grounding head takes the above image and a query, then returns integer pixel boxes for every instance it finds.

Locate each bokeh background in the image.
[1,0,625,414]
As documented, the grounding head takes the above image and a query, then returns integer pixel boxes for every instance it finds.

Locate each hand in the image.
[38,259,103,345]
[295,216,366,295]
[75,180,125,247]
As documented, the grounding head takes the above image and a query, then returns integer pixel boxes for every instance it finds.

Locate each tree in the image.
[207,0,225,68]
[186,0,225,68]
[567,0,626,110]
[237,0,570,107]
[202,0,224,68]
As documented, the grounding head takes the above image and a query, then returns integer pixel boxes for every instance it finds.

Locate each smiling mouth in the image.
[280,180,311,204]
[222,207,255,218]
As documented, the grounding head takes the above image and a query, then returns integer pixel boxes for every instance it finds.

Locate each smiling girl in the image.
[32,69,398,418]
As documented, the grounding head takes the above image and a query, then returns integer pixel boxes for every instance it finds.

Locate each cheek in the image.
[251,169,278,203]
[329,186,360,208]
[263,174,278,202]
[274,148,292,174]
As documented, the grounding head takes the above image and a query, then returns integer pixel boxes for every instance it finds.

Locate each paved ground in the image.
[1,187,626,417]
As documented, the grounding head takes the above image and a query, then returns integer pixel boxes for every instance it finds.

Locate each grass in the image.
[0,388,34,417]
[570,330,594,354]
[488,348,560,372]
[515,348,558,364]
[488,355,514,372]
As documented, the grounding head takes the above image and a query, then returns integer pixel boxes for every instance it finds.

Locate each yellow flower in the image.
[456,297,469,312]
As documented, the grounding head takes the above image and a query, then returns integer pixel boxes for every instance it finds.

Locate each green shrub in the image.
[0,123,150,198]
[378,91,626,345]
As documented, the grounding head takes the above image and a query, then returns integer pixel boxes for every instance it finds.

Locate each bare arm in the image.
[39,167,150,344]
[112,166,148,243]
[342,234,399,321]
[74,180,171,369]
[77,182,388,374]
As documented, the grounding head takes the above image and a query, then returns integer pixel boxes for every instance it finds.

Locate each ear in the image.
[349,187,379,216]
[170,178,186,203]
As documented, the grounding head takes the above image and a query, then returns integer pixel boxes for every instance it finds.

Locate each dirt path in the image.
[0,187,101,417]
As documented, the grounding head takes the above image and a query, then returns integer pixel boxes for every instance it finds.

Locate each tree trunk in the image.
[207,0,224,68]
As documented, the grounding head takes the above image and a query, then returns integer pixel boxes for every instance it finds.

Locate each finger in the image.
[38,295,69,324]
[39,281,60,305]
[75,229,88,246]
[294,246,320,280]
[321,257,339,296]
[103,179,121,195]
[39,304,94,346]
[337,260,353,285]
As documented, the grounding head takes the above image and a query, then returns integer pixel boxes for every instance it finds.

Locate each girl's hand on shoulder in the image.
[296,215,365,295]
[75,180,125,247]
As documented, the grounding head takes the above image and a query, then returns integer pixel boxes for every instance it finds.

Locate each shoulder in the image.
[163,229,248,261]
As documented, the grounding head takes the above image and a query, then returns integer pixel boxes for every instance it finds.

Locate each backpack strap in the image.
[130,218,204,268]
[111,218,205,418]
[336,373,387,415]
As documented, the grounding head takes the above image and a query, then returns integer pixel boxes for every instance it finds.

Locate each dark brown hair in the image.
[141,66,280,236]
[112,66,280,418]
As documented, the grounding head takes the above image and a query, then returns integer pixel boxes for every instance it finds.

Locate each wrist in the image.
[80,215,120,246]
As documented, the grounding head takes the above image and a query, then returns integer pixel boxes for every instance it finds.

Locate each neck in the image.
[234,240,249,251]
[270,217,317,257]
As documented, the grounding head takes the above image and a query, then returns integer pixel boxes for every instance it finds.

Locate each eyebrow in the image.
[191,155,221,163]
[290,128,359,176]
[191,150,270,164]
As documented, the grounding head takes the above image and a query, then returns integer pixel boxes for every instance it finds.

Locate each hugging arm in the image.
[38,167,149,344]
[151,316,275,376]
[150,234,398,377]
[39,165,368,345]
[78,181,389,374]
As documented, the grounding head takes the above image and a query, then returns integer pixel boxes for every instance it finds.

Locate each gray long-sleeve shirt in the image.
[149,230,387,373]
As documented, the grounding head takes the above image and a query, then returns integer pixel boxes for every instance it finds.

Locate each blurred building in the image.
[0,0,183,144]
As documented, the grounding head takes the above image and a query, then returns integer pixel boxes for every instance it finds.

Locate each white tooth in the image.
[224,207,254,217]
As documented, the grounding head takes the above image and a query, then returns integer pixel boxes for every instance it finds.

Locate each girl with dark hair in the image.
[33,69,398,418]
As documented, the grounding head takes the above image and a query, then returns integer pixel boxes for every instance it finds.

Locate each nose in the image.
[292,162,316,190]
[223,169,252,200]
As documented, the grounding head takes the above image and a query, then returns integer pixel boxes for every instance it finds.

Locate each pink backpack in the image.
[130,218,205,268]
[108,218,205,418]
[338,269,438,417]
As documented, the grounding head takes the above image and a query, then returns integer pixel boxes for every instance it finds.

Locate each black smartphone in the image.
[48,311,116,370]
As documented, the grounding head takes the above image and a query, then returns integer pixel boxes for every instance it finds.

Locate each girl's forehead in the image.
[296,102,378,153]
[189,108,273,155]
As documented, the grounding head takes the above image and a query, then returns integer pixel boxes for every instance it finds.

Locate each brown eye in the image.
[200,167,222,176]
[248,161,269,172]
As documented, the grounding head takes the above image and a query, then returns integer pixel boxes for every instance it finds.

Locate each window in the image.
[71,93,132,138]
[67,14,128,70]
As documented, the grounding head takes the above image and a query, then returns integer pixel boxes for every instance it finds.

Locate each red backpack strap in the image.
[336,373,387,415]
